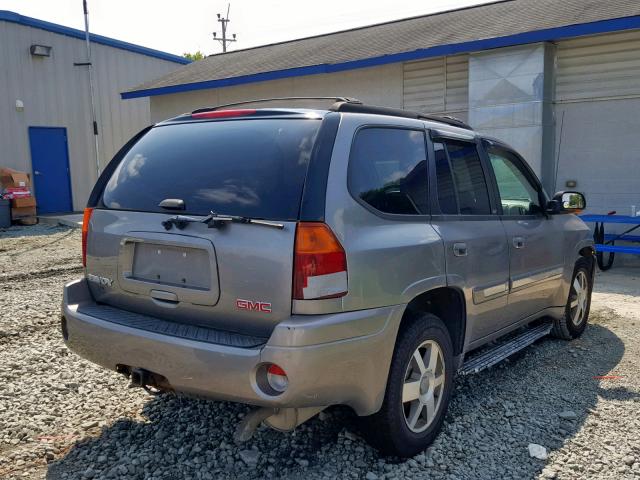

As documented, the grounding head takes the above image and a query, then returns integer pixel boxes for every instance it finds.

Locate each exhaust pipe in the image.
[235,407,279,443]
[234,406,327,442]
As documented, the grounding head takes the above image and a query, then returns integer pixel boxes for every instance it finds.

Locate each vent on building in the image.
[403,54,469,121]
[556,30,640,102]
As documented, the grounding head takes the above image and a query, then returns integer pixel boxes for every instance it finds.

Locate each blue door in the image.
[28,127,73,213]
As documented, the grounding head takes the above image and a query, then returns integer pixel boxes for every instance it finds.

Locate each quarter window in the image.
[348,128,428,215]
[434,140,491,215]
[487,146,542,216]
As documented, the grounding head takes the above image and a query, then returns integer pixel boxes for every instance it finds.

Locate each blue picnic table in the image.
[579,214,640,270]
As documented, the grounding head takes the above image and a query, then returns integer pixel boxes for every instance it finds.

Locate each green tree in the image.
[183,51,205,61]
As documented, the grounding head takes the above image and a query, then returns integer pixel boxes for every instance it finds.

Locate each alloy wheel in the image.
[569,270,589,326]
[402,340,446,433]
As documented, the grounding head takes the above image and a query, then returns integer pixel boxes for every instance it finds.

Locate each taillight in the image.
[293,222,347,300]
[81,207,93,267]
[191,109,256,119]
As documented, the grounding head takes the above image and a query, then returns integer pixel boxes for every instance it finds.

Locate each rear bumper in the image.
[62,279,404,415]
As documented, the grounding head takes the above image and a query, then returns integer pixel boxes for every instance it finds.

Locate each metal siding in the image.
[0,21,181,210]
[556,30,640,101]
[402,54,468,120]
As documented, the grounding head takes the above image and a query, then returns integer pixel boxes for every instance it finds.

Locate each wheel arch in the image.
[577,244,596,275]
[400,287,466,356]
[575,239,595,265]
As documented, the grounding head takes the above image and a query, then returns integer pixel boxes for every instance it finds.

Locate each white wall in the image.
[554,31,640,214]
[554,99,640,215]
[150,63,403,122]
[0,21,182,210]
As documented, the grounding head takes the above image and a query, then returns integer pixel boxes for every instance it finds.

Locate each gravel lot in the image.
[1,224,639,480]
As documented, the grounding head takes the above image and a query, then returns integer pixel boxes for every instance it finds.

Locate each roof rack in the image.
[191,97,362,114]
[329,102,472,130]
[188,97,472,130]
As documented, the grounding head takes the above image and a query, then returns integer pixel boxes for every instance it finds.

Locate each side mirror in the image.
[547,191,586,214]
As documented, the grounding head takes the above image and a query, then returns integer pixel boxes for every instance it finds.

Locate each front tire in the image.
[361,313,454,457]
[551,259,593,340]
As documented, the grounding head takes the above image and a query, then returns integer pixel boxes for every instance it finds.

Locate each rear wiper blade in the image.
[161,212,284,231]
[204,212,285,230]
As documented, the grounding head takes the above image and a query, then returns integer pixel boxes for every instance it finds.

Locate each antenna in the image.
[81,0,101,177]
[213,3,237,53]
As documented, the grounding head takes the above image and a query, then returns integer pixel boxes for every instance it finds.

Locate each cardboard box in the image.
[0,168,31,189]
[12,197,36,208]
[11,206,37,219]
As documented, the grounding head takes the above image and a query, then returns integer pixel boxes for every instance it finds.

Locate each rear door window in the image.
[434,139,491,215]
[348,127,428,215]
[102,119,320,220]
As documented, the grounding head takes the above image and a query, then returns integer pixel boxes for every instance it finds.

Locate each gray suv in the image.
[62,98,594,457]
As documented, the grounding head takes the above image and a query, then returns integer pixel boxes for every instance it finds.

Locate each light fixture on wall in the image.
[30,44,52,57]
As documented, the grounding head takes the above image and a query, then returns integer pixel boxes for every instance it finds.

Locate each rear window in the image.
[102,119,321,220]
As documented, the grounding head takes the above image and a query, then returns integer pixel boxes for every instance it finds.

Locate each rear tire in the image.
[361,313,454,457]
[594,224,615,270]
[551,259,593,340]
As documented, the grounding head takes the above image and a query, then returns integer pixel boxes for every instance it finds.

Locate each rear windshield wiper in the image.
[162,212,284,231]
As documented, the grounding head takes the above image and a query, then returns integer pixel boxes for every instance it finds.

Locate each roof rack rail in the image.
[330,102,472,130]
[191,96,362,114]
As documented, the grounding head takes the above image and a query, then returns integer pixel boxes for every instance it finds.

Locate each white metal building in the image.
[125,0,640,215]
[0,11,189,213]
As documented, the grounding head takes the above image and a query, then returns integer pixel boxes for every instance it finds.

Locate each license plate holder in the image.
[117,232,220,306]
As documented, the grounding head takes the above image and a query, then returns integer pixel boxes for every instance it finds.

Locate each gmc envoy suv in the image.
[62,98,594,457]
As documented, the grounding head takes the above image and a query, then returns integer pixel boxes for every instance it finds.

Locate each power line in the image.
[213,3,237,53]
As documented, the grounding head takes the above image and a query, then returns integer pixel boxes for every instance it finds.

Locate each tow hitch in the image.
[117,365,171,395]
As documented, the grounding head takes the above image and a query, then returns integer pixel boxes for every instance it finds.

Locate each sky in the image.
[0,0,490,57]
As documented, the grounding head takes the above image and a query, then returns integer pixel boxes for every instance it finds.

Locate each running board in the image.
[458,322,552,376]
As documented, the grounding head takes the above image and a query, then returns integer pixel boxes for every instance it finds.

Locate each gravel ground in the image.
[1,224,639,480]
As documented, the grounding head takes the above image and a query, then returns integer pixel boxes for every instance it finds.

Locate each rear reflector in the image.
[266,364,289,393]
[293,222,347,300]
[81,207,93,267]
[191,109,256,119]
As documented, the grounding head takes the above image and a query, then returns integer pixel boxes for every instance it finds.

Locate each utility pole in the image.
[213,4,237,53]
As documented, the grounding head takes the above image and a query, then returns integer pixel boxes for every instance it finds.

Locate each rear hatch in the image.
[85,113,323,337]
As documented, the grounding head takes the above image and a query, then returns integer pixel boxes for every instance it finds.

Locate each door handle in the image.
[453,242,468,257]
[513,236,525,249]
[34,170,41,175]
